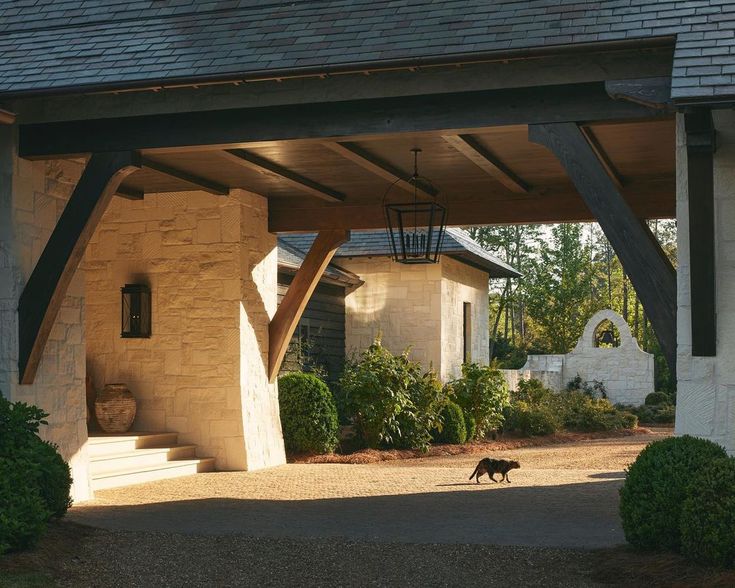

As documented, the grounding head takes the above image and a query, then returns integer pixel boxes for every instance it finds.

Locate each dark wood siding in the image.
[277,272,346,383]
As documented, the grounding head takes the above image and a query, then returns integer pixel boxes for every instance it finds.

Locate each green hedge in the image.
[619,435,728,552]
[680,457,735,568]
[0,395,72,554]
[504,401,561,437]
[432,401,467,444]
[447,363,509,440]
[278,372,339,454]
[645,391,672,406]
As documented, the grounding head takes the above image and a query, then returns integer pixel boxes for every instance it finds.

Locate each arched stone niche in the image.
[564,310,654,405]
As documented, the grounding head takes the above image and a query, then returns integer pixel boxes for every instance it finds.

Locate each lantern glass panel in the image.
[121,284,151,338]
[385,201,447,264]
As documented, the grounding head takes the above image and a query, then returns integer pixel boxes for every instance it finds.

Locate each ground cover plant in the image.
[0,394,72,555]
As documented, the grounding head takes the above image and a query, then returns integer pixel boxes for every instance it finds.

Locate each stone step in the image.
[90,445,198,475]
[91,458,216,491]
[87,432,179,457]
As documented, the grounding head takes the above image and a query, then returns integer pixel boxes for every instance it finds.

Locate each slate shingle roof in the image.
[280,228,520,278]
[278,238,363,287]
[1,1,734,102]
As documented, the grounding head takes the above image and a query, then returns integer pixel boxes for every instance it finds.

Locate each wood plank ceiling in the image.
[118,118,676,230]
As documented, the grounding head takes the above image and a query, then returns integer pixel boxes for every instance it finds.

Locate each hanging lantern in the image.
[383,148,447,264]
[121,284,151,338]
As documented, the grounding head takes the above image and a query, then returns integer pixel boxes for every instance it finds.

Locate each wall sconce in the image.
[121,284,151,338]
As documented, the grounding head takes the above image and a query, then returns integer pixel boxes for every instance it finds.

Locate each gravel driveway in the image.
[69,432,666,549]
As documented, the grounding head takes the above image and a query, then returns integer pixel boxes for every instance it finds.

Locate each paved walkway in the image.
[70,433,664,549]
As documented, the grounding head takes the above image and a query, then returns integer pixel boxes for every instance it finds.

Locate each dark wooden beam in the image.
[443,134,529,193]
[220,149,345,202]
[18,152,140,384]
[323,141,437,198]
[529,122,677,377]
[268,229,350,381]
[580,126,624,189]
[269,177,675,232]
[19,82,667,158]
[141,157,229,195]
[0,108,16,125]
[685,108,717,356]
[115,184,144,200]
[605,77,673,110]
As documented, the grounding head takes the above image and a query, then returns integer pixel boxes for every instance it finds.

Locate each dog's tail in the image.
[469,463,480,481]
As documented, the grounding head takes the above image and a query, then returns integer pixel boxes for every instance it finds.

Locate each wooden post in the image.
[268,229,350,381]
[529,122,677,377]
[18,151,140,384]
[685,108,716,357]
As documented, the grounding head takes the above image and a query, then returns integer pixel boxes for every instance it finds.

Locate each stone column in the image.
[0,127,91,501]
[676,110,735,454]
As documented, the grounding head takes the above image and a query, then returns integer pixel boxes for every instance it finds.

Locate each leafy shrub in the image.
[0,458,49,554]
[504,401,561,436]
[619,403,676,424]
[340,339,446,451]
[432,401,467,445]
[278,372,339,454]
[680,457,735,568]
[559,392,635,432]
[566,374,607,399]
[447,363,509,439]
[619,435,728,552]
[17,438,72,518]
[645,391,671,406]
[514,378,554,404]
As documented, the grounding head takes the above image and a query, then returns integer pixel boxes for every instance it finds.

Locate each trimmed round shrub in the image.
[681,457,735,567]
[620,435,728,551]
[464,413,477,442]
[278,372,339,454]
[19,438,72,518]
[0,457,49,554]
[505,401,561,437]
[433,402,467,444]
[645,391,671,406]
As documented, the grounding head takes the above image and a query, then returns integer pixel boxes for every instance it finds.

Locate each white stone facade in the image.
[341,255,490,381]
[676,111,735,454]
[84,189,285,471]
[509,310,655,405]
[0,133,91,501]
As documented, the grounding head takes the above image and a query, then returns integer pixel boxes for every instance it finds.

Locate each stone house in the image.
[1,1,734,502]
[280,229,519,382]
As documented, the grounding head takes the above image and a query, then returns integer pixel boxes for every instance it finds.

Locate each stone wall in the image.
[0,129,91,501]
[440,257,490,381]
[341,258,443,371]
[676,111,735,454]
[84,188,285,470]
[341,256,489,380]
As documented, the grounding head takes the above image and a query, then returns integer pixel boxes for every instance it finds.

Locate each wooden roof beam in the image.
[442,134,529,193]
[579,126,624,189]
[115,184,144,200]
[220,148,345,202]
[323,141,438,198]
[140,157,229,195]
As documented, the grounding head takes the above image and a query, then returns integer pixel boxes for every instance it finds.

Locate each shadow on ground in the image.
[70,479,624,548]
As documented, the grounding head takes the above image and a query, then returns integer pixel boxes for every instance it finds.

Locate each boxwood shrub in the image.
[0,457,50,554]
[645,391,672,406]
[278,372,339,454]
[680,457,735,567]
[619,435,728,552]
[433,401,467,444]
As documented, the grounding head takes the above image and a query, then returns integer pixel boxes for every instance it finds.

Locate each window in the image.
[463,302,472,363]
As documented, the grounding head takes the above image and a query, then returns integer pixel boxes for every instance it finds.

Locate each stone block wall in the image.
[341,256,490,380]
[84,188,285,470]
[0,128,91,501]
[440,256,490,381]
[341,258,443,370]
[676,111,735,454]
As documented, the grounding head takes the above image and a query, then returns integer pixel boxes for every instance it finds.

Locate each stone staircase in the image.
[88,432,215,491]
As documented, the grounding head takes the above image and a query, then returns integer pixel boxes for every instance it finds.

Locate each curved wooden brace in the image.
[18,151,141,384]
